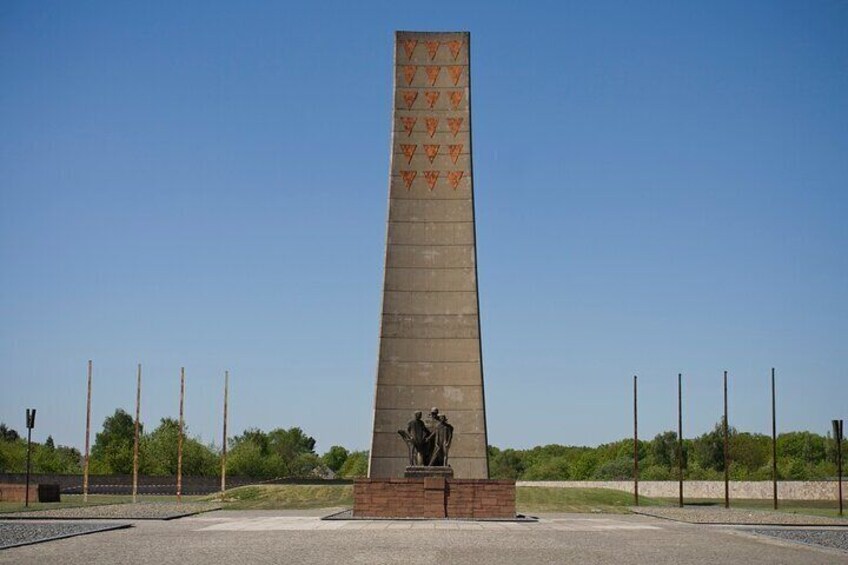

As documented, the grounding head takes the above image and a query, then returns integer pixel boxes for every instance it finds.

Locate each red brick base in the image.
[353,478,515,519]
[0,484,38,503]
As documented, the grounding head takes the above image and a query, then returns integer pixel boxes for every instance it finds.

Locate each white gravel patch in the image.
[632,506,848,526]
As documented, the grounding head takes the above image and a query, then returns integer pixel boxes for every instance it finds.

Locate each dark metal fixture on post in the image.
[25,408,36,507]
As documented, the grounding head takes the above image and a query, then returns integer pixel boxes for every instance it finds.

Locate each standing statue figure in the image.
[428,415,454,467]
[397,411,430,466]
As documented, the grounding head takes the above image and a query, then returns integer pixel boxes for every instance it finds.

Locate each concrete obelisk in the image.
[368,31,489,479]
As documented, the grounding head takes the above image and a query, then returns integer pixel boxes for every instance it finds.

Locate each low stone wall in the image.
[0,474,351,495]
[517,480,841,501]
[354,478,515,518]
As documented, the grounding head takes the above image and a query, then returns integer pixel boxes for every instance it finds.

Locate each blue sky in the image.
[1,1,846,454]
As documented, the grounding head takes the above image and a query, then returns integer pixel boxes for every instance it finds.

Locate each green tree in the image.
[569,451,598,480]
[595,456,633,480]
[144,418,219,476]
[0,423,20,442]
[337,450,368,478]
[693,420,732,472]
[225,427,317,479]
[91,409,139,474]
[650,431,678,468]
[522,455,570,480]
[322,446,349,473]
[34,443,82,474]
[0,435,26,472]
[226,436,267,478]
[488,447,523,479]
[730,432,769,476]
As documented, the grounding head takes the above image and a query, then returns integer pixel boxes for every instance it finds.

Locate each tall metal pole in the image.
[221,370,229,497]
[132,363,142,503]
[678,372,683,508]
[633,375,639,506]
[771,368,778,509]
[177,367,185,502]
[83,360,92,503]
[723,370,730,509]
[25,410,33,507]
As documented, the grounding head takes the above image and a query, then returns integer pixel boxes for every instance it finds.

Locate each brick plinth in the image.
[354,478,515,519]
[0,483,39,503]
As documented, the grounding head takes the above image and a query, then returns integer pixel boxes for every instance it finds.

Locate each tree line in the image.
[0,410,367,479]
[489,420,846,481]
[1,412,843,481]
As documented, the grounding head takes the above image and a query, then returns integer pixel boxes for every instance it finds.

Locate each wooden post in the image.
[633,375,639,506]
[177,367,185,502]
[678,372,683,508]
[83,360,92,503]
[771,368,778,509]
[132,363,142,503]
[723,370,729,509]
[221,370,229,497]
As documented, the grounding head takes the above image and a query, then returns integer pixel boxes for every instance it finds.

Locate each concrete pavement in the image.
[1,509,845,564]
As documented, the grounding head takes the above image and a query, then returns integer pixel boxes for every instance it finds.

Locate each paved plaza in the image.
[1,510,845,564]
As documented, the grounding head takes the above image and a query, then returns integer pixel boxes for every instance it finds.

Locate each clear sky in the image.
[1,1,846,454]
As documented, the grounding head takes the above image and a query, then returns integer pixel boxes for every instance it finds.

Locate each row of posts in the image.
[79,361,230,503]
[22,364,843,513]
[632,369,844,516]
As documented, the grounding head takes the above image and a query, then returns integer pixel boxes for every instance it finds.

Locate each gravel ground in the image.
[0,523,130,550]
[0,502,221,521]
[752,529,848,553]
[632,506,848,526]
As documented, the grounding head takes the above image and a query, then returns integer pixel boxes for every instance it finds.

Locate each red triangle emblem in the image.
[424,91,440,109]
[400,171,417,190]
[424,144,440,163]
[400,117,417,136]
[425,40,440,60]
[449,91,463,109]
[400,144,417,164]
[448,66,463,86]
[401,39,418,60]
[447,171,464,189]
[403,65,417,86]
[401,90,418,110]
[447,40,462,60]
[448,144,463,164]
[425,66,441,86]
[425,117,439,138]
[447,117,463,137]
[423,171,440,191]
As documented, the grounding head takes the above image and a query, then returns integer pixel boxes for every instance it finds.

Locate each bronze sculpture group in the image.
[398,407,454,467]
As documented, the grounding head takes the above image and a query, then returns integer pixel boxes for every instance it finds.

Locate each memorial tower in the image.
[368,31,489,479]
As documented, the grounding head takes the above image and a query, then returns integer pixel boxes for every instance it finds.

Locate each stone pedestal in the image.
[353,478,515,519]
[404,466,454,479]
